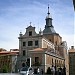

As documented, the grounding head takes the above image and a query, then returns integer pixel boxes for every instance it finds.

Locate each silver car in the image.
[20,67,34,75]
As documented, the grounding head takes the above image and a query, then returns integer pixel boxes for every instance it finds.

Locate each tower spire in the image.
[43,5,56,34]
[46,4,51,19]
[48,4,50,15]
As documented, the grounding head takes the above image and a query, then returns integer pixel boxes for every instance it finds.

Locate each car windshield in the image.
[21,67,28,71]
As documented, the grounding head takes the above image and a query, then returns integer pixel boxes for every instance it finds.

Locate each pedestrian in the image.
[37,67,40,74]
[54,66,57,75]
[62,66,66,75]
[34,68,37,74]
[41,69,43,75]
[58,67,62,75]
[18,69,20,73]
[51,65,55,75]
[47,67,51,74]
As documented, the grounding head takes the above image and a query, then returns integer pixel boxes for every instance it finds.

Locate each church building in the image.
[17,6,67,73]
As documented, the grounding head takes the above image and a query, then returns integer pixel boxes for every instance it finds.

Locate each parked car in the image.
[20,67,34,75]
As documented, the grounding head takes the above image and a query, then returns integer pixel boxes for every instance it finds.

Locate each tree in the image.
[2,65,8,73]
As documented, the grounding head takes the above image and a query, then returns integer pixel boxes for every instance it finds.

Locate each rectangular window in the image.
[29,31,32,36]
[35,57,39,63]
[28,41,33,46]
[23,42,26,46]
[35,40,38,46]
[23,50,26,56]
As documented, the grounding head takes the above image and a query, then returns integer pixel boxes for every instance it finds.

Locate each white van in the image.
[20,67,34,75]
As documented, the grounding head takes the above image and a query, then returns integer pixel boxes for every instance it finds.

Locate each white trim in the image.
[30,57,31,67]
[45,54,46,66]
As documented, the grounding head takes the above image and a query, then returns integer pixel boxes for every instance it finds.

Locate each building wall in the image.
[18,26,56,70]
[29,52,46,73]
[17,23,67,73]
[68,46,75,75]
[29,51,65,73]
[0,49,19,73]
[69,52,75,75]
[65,54,69,75]
[45,54,65,72]
[54,34,62,45]
[43,34,62,45]
[0,54,11,72]
[42,38,55,49]
[43,34,67,58]
[11,55,17,73]
[30,53,42,65]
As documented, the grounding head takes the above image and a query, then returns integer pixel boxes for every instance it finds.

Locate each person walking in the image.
[37,67,40,74]
[41,69,43,75]
[54,66,57,75]
[47,67,51,74]
[51,65,55,75]
[62,66,66,75]
[58,67,62,75]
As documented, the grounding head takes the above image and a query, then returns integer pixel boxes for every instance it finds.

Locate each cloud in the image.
[0,0,74,50]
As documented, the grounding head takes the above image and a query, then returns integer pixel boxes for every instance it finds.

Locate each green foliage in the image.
[2,65,8,73]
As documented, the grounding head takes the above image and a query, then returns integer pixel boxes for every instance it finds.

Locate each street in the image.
[0,73,19,75]
[0,73,48,75]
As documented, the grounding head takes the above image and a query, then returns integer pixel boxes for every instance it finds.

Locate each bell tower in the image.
[43,5,56,34]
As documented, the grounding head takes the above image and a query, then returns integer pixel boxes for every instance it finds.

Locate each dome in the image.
[46,14,52,19]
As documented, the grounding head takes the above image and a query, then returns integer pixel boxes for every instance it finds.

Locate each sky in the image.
[0,0,74,50]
